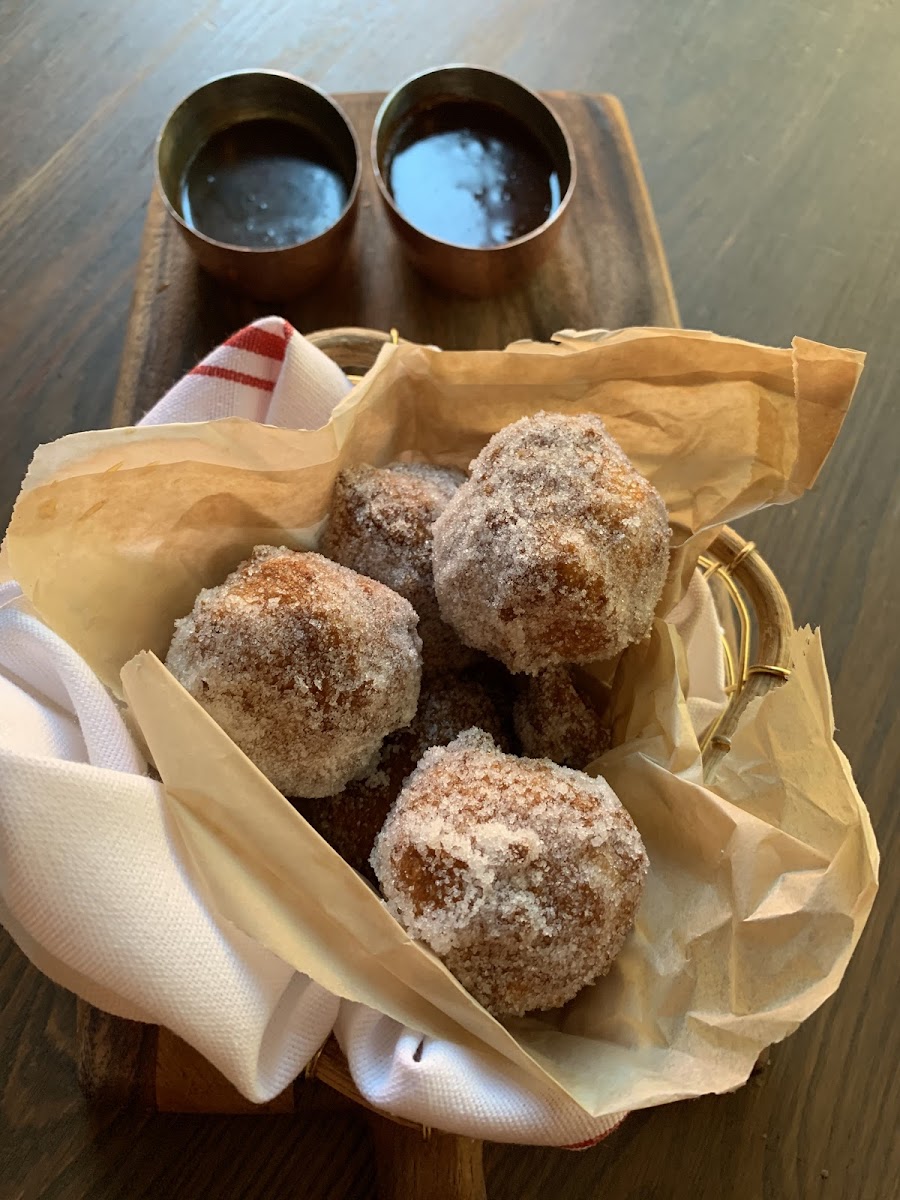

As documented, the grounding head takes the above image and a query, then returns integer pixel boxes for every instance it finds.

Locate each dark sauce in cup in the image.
[179,117,349,249]
[385,99,561,248]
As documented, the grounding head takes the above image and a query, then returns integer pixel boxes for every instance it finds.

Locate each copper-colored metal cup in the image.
[155,71,360,302]
[371,65,576,297]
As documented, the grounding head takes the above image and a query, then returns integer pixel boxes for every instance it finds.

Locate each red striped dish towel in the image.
[140,317,353,427]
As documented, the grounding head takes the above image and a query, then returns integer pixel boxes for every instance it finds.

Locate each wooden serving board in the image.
[111,90,677,425]
[80,91,678,1139]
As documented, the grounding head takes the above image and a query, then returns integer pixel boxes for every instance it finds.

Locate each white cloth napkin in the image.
[0,320,726,1144]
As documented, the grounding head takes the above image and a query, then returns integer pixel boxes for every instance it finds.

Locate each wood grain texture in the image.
[75,999,156,1108]
[368,1116,486,1200]
[1,2,897,1199]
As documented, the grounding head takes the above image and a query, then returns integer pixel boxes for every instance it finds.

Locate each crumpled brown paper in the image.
[6,329,862,693]
[3,327,877,1117]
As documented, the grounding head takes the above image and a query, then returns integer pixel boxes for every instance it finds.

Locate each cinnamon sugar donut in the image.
[432,412,670,674]
[297,671,510,876]
[371,729,648,1016]
[165,546,421,798]
[401,670,512,760]
[320,461,475,672]
[514,666,610,769]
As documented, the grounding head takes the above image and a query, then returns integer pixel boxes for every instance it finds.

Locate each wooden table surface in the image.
[1,3,897,1199]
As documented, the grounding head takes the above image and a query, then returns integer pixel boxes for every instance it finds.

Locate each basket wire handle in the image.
[700,530,793,780]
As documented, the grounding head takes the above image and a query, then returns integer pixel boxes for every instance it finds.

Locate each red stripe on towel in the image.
[563,1116,627,1150]
[190,364,276,391]
[223,326,289,361]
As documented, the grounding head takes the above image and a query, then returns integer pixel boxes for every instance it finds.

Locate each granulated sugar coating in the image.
[320,461,476,672]
[295,671,510,877]
[514,666,610,769]
[165,546,422,798]
[432,412,670,674]
[371,729,648,1016]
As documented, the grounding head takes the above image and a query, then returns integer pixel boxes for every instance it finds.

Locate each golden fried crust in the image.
[371,729,648,1016]
[320,462,476,673]
[165,546,421,798]
[432,413,670,674]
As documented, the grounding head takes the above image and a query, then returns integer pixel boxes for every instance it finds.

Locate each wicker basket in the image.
[76,327,795,1200]
[296,328,795,1194]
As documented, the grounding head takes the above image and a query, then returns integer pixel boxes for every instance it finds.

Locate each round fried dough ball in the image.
[514,666,610,769]
[401,670,512,760]
[468,658,520,752]
[431,412,670,674]
[165,546,421,798]
[293,777,394,883]
[320,461,476,672]
[371,729,648,1016]
[295,671,510,877]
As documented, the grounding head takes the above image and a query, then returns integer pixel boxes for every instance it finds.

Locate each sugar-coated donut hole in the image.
[514,665,610,769]
[432,412,671,674]
[371,729,648,1016]
[295,669,512,877]
[320,461,477,673]
[165,546,422,798]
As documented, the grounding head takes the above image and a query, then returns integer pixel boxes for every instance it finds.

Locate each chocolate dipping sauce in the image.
[384,99,561,248]
[179,117,349,249]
